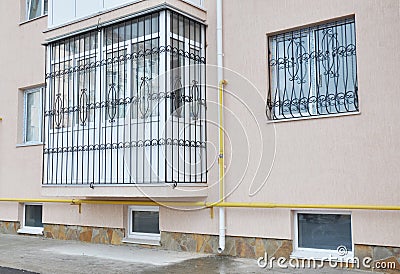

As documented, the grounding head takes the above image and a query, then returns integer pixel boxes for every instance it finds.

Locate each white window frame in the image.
[124,206,160,246]
[292,210,354,261]
[17,203,44,235]
[23,87,43,144]
[26,0,48,20]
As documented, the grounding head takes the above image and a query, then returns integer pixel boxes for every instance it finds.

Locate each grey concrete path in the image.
[0,234,376,274]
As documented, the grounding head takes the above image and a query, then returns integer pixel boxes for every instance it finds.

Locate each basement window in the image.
[18,204,43,235]
[124,206,160,246]
[292,212,353,260]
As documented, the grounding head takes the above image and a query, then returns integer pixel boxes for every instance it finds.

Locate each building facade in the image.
[0,0,399,268]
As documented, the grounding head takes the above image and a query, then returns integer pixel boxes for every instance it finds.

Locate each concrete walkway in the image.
[0,234,375,274]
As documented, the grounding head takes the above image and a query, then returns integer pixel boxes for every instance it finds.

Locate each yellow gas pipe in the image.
[218,79,227,203]
[0,198,399,211]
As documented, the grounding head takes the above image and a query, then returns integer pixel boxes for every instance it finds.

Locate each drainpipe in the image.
[217,0,226,254]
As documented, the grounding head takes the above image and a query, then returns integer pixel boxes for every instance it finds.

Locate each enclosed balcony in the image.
[42,10,207,197]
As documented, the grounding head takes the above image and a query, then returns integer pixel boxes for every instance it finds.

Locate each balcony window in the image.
[26,0,48,20]
[43,10,206,186]
[267,18,358,120]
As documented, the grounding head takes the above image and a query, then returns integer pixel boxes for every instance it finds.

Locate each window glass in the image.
[25,205,43,228]
[268,18,358,120]
[106,49,127,120]
[77,56,96,124]
[43,0,48,14]
[131,39,159,119]
[298,213,352,251]
[131,211,159,234]
[25,89,41,142]
[170,38,185,117]
[27,0,42,20]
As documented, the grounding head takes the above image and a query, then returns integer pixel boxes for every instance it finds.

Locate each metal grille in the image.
[267,18,358,120]
[43,10,206,185]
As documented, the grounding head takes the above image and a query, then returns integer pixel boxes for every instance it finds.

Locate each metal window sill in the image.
[266,111,361,124]
[16,142,44,148]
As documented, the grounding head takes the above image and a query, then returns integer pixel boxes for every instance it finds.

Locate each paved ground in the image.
[0,234,376,274]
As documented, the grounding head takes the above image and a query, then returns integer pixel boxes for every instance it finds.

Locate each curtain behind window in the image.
[27,0,42,20]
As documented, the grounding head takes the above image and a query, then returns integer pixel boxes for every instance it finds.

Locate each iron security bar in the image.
[43,10,206,186]
[267,18,358,120]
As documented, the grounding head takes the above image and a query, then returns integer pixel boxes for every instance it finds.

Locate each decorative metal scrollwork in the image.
[139,76,151,118]
[53,93,63,128]
[320,28,340,79]
[190,80,201,119]
[107,83,117,122]
[79,89,88,125]
[43,11,207,186]
[172,76,183,117]
[267,19,358,120]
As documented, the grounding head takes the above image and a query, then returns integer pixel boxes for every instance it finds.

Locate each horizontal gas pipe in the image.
[0,198,399,210]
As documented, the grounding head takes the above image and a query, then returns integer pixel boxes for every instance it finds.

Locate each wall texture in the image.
[0,0,399,255]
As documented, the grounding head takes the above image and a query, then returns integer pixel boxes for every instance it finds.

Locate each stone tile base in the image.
[0,221,20,234]
[161,232,400,272]
[43,224,125,245]
[160,231,292,259]
[355,244,400,273]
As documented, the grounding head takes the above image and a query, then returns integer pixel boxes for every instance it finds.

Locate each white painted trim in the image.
[292,210,354,260]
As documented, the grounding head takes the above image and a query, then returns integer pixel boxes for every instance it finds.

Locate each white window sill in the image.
[17,227,44,235]
[291,249,354,262]
[16,142,44,148]
[266,111,361,124]
[19,14,48,26]
[123,237,160,246]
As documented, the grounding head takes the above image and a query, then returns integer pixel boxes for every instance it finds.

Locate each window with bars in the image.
[43,10,206,186]
[267,18,359,120]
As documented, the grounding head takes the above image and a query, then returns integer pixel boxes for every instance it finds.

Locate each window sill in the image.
[266,111,361,124]
[17,227,44,235]
[19,14,48,26]
[16,142,44,148]
[123,236,160,246]
[291,249,354,262]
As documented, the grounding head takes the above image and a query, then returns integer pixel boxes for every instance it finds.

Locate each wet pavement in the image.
[0,234,375,273]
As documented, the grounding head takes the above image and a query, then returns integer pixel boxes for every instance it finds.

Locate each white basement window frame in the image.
[17,203,44,235]
[23,87,43,144]
[124,206,160,246]
[292,211,354,261]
